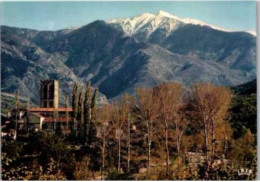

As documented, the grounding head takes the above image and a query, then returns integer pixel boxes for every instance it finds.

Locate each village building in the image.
[5,80,73,136]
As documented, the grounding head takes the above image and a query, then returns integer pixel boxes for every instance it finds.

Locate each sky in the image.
[0,1,256,33]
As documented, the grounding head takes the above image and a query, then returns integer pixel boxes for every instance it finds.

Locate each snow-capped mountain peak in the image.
[107,10,256,37]
[107,10,183,36]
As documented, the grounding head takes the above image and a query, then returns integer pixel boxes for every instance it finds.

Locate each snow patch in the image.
[246,30,256,36]
[107,10,255,37]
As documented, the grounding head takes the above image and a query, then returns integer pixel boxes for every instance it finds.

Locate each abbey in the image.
[40,80,59,108]
[3,80,73,137]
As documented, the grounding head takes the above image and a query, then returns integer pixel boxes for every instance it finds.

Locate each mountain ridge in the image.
[107,10,256,37]
[1,12,256,103]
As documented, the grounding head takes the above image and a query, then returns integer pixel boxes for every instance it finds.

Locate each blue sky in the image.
[1,1,256,32]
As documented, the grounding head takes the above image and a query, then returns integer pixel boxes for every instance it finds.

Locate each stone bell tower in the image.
[40,80,59,108]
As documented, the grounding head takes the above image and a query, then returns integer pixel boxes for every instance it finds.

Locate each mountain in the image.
[231,79,256,95]
[1,25,108,105]
[108,10,234,38]
[1,92,37,114]
[1,11,256,103]
[108,11,256,71]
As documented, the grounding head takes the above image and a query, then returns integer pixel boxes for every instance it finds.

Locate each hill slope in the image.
[1,11,256,102]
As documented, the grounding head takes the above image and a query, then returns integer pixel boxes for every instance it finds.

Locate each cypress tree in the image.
[91,88,98,121]
[72,83,79,132]
[14,90,20,140]
[78,86,84,137]
[84,82,92,145]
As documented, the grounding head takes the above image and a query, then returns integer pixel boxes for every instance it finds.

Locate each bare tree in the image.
[65,95,69,136]
[111,95,133,174]
[155,82,184,176]
[26,97,30,133]
[53,107,58,132]
[121,94,134,173]
[136,87,159,178]
[111,102,122,173]
[175,101,190,154]
[97,104,112,180]
[101,124,107,180]
[190,83,231,173]
[127,112,131,173]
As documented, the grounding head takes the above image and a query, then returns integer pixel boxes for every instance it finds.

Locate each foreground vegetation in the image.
[1,82,256,180]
